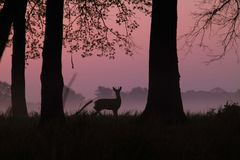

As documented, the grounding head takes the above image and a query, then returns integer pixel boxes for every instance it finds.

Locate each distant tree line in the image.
[95,86,147,100]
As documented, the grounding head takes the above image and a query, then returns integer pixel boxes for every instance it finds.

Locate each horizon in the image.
[1,80,239,114]
[1,80,239,100]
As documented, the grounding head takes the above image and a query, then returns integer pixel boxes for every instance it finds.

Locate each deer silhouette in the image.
[93,87,122,116]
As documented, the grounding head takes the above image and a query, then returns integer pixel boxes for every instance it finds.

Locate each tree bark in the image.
[142,0,186,122]
[0,0,13,59]
[40,0,65,125]
[11,0,28,118]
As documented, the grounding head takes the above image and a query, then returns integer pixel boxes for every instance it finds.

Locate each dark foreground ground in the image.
[0,103,240,160]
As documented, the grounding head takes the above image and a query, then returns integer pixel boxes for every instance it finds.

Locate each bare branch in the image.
[182,0,240,63]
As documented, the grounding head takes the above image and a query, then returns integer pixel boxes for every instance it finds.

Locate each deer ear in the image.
[119,87,122,91]
[113,87,116,91]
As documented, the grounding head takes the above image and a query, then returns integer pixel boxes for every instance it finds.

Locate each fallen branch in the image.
[75,100,93,115]
[63,73,77,107]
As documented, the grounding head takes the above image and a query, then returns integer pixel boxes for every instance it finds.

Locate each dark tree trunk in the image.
[143,0,186,122]
[40,0,65,125]
[0,0,13,59]
[11,0,28,118]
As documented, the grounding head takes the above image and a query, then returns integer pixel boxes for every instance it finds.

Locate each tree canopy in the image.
[0,0,151,60]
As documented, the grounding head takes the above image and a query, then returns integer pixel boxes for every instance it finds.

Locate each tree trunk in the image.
[10,0,28,118]
[0,0,13,59]
[143,0,186,122]
[40,0,65,125]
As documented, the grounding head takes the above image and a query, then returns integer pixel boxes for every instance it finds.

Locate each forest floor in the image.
[0,103,240,160]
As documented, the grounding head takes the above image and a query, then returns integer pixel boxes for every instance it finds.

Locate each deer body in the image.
[94,87,122,116]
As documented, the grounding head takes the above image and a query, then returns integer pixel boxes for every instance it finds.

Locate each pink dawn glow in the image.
[0,0,240,106]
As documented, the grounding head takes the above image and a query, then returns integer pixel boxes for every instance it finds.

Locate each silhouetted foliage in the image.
[183,0,240,62]
[63,86,85,102]
[1,104,240,159]
[0,81,10,98]
[128,87,147,100]
[63,86,86,112]
[0,0,151,59]
[95,86,114,99]
[209,101,240,119]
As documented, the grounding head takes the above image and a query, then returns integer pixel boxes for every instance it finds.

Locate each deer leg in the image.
[113,110,118,117]
[94,109,104,116]
[93,109,101,116]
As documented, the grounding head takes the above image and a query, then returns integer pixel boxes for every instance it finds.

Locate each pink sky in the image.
[0,0,240,103]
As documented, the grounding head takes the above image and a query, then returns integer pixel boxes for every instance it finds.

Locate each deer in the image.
[93,87,122,116]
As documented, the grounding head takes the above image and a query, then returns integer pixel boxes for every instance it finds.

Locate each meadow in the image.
[0,103,240,160]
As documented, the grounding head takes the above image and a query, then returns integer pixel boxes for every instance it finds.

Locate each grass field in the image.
[0,103,240,160]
